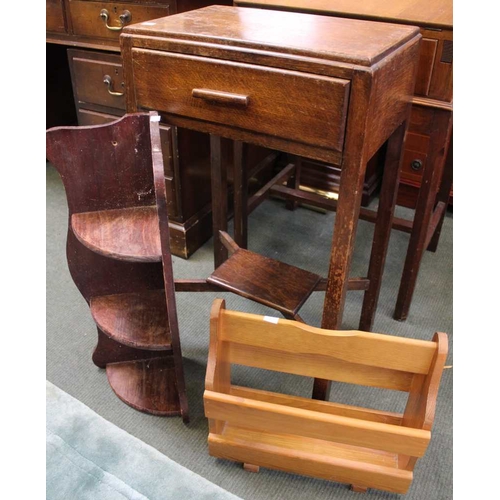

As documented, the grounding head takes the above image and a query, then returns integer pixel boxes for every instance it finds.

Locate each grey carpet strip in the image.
[46,163,453,499]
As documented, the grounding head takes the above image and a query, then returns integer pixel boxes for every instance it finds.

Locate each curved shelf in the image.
[91,290,172,351]
[106,357,181,416]
[71,206,162,262]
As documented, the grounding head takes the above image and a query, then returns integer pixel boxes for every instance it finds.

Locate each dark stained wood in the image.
[72,207,161,262]
[47,0,67,34]
[360,123,407,332]
[91,290,172,350]
[49,1,242,260]
[233,141,248,248]
[106,357,182,416]
[47,112,189,420]
[130,49,350,155]
[123,6,419,66]
[247,163,295,213]
[211,135,229,269]
[122,7,422,396]
[68,1,171,42]
[427,133,453,252]
[235,0,453,321]
[394,109,453,320]
[92,329,172,368]
[151,115,190,422]
[69,50,126,112]
[208,240,321,318]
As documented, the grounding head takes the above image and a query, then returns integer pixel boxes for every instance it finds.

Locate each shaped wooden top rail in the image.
[208,299,442,393]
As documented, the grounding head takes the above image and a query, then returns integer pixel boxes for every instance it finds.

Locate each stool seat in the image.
[207,235,320,318]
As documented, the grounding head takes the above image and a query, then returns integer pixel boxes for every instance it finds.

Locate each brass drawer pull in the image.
[411,159,423,172]
[103,75,125,96]
[192,88,249,107]
[99,9,132,31]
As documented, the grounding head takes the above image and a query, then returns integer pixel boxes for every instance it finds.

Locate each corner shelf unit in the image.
[46,112,188,422]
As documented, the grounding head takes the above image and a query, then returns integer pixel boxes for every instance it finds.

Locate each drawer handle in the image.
[103,75,125,96]
[192,88,249,107]
[99,9,132,31]
[411,159,423,171]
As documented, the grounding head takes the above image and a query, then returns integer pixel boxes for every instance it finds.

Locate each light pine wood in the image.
[204,301,448,493]
[243,463,260,473]
[228,341,414,391]
[220,309,436,374]
[230,386,404,425]
[208,433,413,494]
[204,391,430,457]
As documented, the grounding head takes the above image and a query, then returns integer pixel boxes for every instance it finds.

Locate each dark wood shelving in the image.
[71,206,162,262]
[91,290,172,351]
[106,357,181,416]
[47,113,189,421]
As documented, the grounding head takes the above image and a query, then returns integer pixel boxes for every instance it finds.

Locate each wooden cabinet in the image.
[47,0,250,258]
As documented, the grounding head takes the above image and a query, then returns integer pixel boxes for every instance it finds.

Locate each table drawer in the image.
[69,1,170,42]
[131,50,350,154]
[69,49,126,110]
[47,0,67,33]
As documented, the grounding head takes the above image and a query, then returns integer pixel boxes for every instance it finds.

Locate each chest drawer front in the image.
[69,1,170,42]
[47,0,67,33]
[131,50,350,154]
[69,50,126,110]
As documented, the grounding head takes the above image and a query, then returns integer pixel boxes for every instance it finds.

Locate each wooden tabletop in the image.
[233,0,453,30]
[123,5,420,67]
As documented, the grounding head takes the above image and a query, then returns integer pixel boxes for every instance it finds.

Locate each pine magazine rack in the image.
[204,299,448,494]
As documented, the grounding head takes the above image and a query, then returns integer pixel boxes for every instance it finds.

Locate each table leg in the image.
[313,142,368,401]
[286,155,302,211]
[359,123,406,332]
[394,110,452,320]
[233,141,248,249]
[210,135,228,269]
[427,132,453,253]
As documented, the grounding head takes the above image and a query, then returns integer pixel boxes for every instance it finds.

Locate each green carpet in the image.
[47,163,452,499]
[46,381,242,500]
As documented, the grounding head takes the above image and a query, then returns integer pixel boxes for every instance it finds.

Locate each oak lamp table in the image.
[120,5,421,400]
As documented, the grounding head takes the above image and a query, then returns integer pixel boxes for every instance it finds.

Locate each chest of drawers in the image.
[48,0,280,259]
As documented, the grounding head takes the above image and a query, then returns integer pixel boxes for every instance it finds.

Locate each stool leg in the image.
[394,110,452,320]
[233,141,248,249]
[359,123,406,332]
[211,135,228,269]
